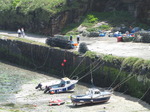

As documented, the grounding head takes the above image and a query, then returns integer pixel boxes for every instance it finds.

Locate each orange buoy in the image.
[50,91,55,94]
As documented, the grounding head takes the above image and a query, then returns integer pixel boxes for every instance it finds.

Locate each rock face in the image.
[0,0,149,35]
[0,0,92,35]
[51,0,93,35]
[92,0,150,24]
[49,0,150,35]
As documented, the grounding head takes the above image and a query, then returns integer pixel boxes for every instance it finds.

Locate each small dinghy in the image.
[44,77,78,94]
[71,88,112,105]
[49,99,65,106]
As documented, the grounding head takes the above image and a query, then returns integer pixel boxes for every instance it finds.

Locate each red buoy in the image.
[61,63,64,66]
[63,59,67,63]
[117,36,122,42]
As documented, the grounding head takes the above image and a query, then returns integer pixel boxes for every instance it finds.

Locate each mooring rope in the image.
[138,86,150,102]
[78,62,104,81]
[31,45,50,69]
[69,56,86,78]
[70,59,102,79]
[62,69,65,77]
[90,64,94,86]
[112,73,135,90]
[108,64,124,88]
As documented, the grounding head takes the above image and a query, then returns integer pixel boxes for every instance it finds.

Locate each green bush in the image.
[86,27,97,32]
[133,59,145,70]
[144,60,150,69]
[122,57,139,67]
[98,24,111,30]
[81,22,93,27]
[78,42,89,54]
[87,14,98,23]
[86,25,111,32]
[102,55,117,63]
[85,51,97,59]
[12,0,21,7]
[73,51,80,55]
[85,11,134,27]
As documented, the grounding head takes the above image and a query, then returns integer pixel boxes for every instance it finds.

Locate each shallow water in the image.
[0,62,39,103]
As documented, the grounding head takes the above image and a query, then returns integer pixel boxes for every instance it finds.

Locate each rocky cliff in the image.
[0,0,92,35]
[37,0,150,35]
[51,0,92,35]
[92,0,150,24]
[0,0,149,35]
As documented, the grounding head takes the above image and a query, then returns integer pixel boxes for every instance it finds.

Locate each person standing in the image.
[17,29,21,37]
[70,35,73,41]
[77,35,80,43]
[21,28,25,37]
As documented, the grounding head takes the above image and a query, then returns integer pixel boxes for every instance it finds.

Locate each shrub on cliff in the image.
[78,42,89,54]
[85,51,97,59]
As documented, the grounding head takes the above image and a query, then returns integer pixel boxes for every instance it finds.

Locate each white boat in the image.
[71,88,113,105]
[36,77,78,94]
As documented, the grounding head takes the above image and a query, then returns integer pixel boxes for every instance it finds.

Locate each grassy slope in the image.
[0,0,81,18]
[0,0,67,13]
[62,11,150,35]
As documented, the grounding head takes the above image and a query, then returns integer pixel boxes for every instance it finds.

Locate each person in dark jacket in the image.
[70,35,73,41]
[77,35,80,43]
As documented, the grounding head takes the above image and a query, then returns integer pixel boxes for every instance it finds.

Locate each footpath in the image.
[0,30,150,60]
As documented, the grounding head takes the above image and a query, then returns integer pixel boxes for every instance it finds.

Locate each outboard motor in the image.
[44,86,51,93]
[35,83,42,90]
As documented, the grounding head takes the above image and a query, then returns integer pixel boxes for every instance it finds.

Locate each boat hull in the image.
[71,96,111,104]
[49,83,76,93]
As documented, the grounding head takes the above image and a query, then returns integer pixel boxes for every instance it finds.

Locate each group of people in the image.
[69,35,80,43]
[17,28,25,37]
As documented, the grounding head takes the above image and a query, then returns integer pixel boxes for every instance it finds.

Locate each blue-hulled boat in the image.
[44,77,78,94]
[71,88,112,105]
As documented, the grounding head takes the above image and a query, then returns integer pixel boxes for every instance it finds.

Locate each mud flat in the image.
[0,62,150,112]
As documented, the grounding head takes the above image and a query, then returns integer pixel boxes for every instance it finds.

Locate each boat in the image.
[44,77,78,94]
[71,88,113,105]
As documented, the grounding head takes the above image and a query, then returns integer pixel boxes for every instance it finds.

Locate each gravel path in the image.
[80,36,150,60]
[0,30,150,60]
[0,30,47,43]
[0,62,150,112]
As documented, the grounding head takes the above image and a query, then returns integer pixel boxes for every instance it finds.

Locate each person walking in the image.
[77,35,80,43]
[17,29,21,37]
[21,28,25,37]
